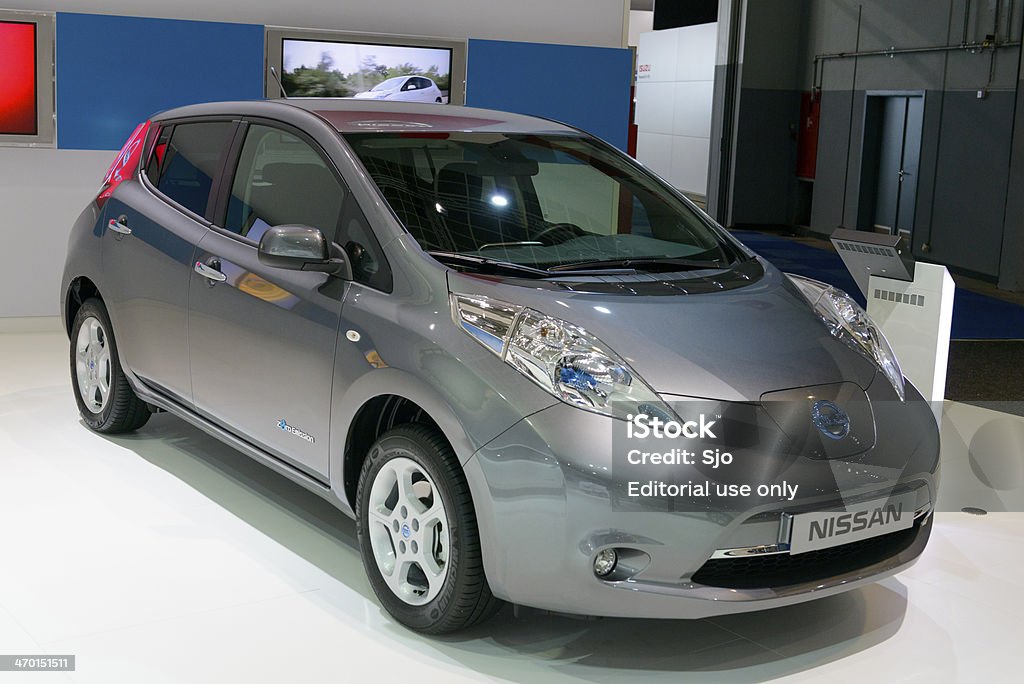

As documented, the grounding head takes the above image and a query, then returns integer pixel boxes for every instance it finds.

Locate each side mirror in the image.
[258,225,352,279]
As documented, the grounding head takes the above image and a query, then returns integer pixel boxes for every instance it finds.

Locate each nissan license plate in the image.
[788,493,916,555]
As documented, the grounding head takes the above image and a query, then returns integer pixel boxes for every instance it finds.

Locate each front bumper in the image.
[464,380,940,619]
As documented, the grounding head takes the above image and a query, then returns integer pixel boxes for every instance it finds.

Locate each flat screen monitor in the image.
[281,37,454,104]
[0,20,37,135]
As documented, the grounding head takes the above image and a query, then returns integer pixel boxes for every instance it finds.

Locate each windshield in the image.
[344,132,740,271]
[371,77,406,92]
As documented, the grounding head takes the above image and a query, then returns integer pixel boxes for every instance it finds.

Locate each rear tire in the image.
[70,298,150,434]
[356,424,502,633]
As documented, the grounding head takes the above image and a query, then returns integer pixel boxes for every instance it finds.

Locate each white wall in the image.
[634,23,717,196]
[0,1,630,318]
[0,149,116,318]
[1,0,628,47]
[627,10,653,47]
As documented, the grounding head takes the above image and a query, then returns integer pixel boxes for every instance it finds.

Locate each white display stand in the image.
[866,263,955,421]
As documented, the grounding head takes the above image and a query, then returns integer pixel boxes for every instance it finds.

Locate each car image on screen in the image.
[280,38,453,102]
[353,75,445,103]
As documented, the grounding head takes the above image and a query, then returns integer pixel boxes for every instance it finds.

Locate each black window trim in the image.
[139,121,164,179]
[138,115,241,228]
[207,120,250,243]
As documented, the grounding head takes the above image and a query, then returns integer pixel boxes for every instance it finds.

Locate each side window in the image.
[630,193,654,237]
[151,122,233,218]
[226,123,392,291]
[341,202,393,292]
[225,124,344,243]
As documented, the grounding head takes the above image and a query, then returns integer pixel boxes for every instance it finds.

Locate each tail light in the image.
[96,120,152,208]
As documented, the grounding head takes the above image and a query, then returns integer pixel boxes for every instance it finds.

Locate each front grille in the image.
[691,521,923,590]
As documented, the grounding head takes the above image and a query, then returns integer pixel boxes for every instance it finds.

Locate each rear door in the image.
[103,119,236,405]
[186,120,368,478]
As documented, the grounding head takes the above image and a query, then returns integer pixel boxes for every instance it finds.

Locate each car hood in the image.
[447,261,878,402]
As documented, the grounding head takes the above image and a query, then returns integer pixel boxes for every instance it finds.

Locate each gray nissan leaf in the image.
[61,99,939,633]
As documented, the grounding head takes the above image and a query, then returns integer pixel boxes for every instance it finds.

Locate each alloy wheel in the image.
[366,456,450,605]
[75,316,111,414]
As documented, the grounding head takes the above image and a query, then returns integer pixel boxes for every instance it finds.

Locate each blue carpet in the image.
[731,230,1024,340]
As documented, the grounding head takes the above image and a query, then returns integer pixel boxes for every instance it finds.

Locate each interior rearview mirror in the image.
[258,225,352,279]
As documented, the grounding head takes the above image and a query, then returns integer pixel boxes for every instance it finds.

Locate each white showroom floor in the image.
[1,329,1023,684]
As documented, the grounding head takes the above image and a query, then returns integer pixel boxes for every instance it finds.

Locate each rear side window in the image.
[150,122,233,218]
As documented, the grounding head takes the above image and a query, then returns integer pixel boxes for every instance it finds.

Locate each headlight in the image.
[452,294,670,418]
[787,274,905,401]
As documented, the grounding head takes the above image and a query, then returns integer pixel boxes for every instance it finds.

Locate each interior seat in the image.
[245,162,343,237]
[434,162,529,251]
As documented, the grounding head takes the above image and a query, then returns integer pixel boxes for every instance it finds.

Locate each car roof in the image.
[152,99,579,136]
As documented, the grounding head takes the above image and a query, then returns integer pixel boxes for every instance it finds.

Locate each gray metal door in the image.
[187,121,364,480]
[100,183,203,406]
[101,120,236,406]
[873,95,923,236]
[896,96,924,236]
[188,230,346,479]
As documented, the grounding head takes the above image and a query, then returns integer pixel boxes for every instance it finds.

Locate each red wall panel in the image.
[796,91,820,179]
[0,21,37,135]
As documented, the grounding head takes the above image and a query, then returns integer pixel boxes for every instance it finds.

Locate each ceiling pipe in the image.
[963,0,973,46]
[815,39,1020,63]
[812,1,1022,95]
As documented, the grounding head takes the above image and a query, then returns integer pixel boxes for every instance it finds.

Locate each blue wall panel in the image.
[466,39,632,150]
[56,13,264,150]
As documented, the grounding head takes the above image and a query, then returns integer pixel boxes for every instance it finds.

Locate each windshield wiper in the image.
[547,257,725,273]
[428,251,638,278]
[428,251,554,278]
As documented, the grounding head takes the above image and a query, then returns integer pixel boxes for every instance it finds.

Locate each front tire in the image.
[356,424,502,633]
[70,298,150,433]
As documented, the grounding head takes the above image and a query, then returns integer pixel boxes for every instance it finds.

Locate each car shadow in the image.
[99,413,910,682]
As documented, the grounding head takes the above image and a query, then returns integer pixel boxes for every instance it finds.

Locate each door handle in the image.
[108,216,132,236]
[194,259,226,283]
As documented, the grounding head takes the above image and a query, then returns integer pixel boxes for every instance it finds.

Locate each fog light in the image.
[593,548,618,577]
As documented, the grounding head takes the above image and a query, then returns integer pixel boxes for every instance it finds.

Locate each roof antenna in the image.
[269,66,289,99]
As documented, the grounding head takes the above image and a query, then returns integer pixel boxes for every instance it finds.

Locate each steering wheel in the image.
[532,222,587,246]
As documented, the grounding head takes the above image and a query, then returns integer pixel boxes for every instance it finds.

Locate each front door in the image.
[187,123,352,478]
